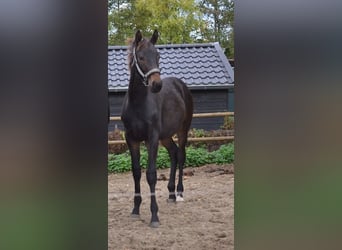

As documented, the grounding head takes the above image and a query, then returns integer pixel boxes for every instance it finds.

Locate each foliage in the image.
[198,0,234,58]
[108,0,136,45]
[108,151,131,173]
[184,146,210,167]
[108,143,234,173]
[108,0,234,58]
[135,0,204,44]
[108,0,204,45]
[190,128,206,137]
[209,143,234,164]
[221,116,234,130]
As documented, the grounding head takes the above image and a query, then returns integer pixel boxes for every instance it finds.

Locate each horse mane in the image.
[126,38,134,71]
[127,37,147,71]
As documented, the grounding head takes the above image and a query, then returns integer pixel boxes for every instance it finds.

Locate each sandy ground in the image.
[108,164,234,250]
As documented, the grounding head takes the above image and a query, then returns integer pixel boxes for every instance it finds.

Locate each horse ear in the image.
[134,30,143,45]
[150,30,159,45]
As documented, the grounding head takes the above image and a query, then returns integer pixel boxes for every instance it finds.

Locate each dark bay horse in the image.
[121,30,193,228]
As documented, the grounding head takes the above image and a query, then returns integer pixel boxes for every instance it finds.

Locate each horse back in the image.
[161,77,193,114]
[158,77,193,138]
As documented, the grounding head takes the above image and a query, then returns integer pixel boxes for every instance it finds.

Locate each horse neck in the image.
[128,66,148,103]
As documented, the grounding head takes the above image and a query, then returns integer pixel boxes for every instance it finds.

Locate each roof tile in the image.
[108,43,234,91]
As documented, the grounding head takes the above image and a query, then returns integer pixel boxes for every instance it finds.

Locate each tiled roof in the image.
[108,42,234,92]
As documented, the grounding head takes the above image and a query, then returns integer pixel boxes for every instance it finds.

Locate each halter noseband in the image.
[132,46,160,86]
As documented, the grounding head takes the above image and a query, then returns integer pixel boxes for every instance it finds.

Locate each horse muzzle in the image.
[149,74,162,93]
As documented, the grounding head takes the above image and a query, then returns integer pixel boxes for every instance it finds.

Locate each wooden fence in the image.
[108,112,234,145]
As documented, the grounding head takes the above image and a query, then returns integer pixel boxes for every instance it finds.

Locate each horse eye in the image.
[138,56,144,61]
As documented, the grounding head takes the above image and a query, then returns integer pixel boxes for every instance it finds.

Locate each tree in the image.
[108,0,136,45]
[108,0,205,45]
[134,0,204,44]
[199,0,234,58]
[108,0,234,58]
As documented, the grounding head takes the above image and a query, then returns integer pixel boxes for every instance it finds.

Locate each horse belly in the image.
[159,118,183,139]
[123,119,149,141]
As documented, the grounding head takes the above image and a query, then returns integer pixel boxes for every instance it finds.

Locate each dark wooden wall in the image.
[108,88,232,132]
[108,92,126,131]
[191,89,229,130]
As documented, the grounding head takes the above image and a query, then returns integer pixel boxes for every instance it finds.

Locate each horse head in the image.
[131,30,162,93]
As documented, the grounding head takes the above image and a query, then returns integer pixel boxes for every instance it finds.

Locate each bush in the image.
[108,152,131,173]
[156,147,171,169]
[108,143,234,173]
[209,143,234,164]
[185,146,210,167]
[188,128,206,137]
[221,116,234,130]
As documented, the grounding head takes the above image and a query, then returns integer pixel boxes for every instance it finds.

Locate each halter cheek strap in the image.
[133,47,160,86]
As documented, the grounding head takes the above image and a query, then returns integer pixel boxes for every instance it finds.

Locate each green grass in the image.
[108,143,234,173]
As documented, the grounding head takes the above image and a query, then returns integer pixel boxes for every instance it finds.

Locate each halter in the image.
[132,46,160,86]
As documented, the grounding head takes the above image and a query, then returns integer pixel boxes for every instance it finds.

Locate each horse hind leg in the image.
[176,131,188,202]
[161,138,178,202]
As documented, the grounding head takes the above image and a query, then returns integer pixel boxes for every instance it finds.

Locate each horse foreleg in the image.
[127,137,142,217]
[146,134,160,227]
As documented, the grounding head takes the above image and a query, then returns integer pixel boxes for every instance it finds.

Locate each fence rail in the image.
[108,112,234,144]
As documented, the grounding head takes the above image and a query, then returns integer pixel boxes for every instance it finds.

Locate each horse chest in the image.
[122,105,160,141]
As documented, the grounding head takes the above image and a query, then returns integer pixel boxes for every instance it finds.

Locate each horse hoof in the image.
[150,221,160,228]
[167,198,176,203]
[131,213,140,219]
[176,196,184,202]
